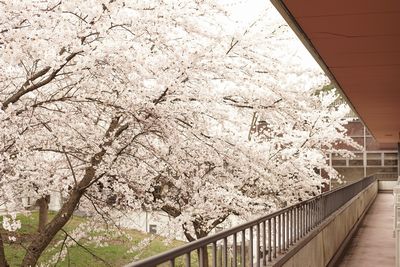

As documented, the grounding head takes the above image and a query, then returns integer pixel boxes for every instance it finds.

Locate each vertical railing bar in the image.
[321,197,323,222]
[212,242,217,267]
[304,204,307,234]
[285,211,288,250]
[233,233,237,267]
[268,219,272,262]
[304,205,307,235]
[283,212,288,251]
[293,207,296,242]
[304,203,309,235]
[297,207,300,241]
[298,206,301,240]
[249,226,254,267]
[298,206,300,237]
[218,244,223,267]
[314,200,317,228]
[278,215,281,254]
[286,211,289,249]
[311,201,314,229]
[301,205,304,237]
[256,224,260,267]
[293,208,295,241]
[199,247,204,267]
[327,195,330,218]
[290,208,293,245]
[311,202,313,229]
[306,204,309,233]
[185,252,191,267]
[263,221,267,266]
[300,206,302,238]
[314,200,316,227]
[320,197,323,223]
[316,198,319,225]
[169,258,175,267]
[223,237,228,267]
[305,204,308,234]
[282,213,285,251]
[292,208,296,244]
[241,230,246,267]
[314,200,317,227]
[273,217,277,259]
[307,203,310,233]
[316,200,319,226]
[311,201,313,229]
[310,202,313,230]
[317,198,320,225]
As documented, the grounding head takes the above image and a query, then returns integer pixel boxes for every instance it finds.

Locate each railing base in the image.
[327,190,377,266]
[268,181,378,267]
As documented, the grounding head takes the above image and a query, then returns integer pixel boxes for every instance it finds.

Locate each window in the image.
[384,153,398,166]
[367,153,381,166]
[149,224,157,234]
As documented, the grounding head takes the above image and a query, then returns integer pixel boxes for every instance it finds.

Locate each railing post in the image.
[394,181,400,267]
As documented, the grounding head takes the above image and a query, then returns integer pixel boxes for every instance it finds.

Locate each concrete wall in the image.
[378,180,398,192]
[279,181,378,267]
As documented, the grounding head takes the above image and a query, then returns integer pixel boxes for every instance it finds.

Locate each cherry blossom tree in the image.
[0,0,356,266]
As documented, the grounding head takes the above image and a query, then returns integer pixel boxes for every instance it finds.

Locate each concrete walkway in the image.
[339,193,395,267]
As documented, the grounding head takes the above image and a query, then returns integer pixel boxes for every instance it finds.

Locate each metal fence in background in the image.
[127,176,376,267]
[376,172,398,181]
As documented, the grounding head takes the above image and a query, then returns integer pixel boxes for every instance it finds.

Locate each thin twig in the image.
[60,229,112,267]
[54,233,68,267]
[62,146,78,186]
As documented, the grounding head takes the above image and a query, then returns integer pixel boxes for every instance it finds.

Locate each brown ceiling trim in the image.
[270,0,376,140]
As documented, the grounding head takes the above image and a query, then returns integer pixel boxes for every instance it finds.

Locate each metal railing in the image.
[393,176,400,267]
[376,172,398,181]
[127,176,376,267]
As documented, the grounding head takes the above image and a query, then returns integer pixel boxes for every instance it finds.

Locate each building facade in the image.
[331,119,398,183]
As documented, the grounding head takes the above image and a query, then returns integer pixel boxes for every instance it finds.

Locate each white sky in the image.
[218,0,321,70]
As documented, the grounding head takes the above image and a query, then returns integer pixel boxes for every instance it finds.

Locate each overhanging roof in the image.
[272,0,400,148]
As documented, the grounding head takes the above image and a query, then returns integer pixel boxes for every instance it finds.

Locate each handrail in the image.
[126,175,376,267]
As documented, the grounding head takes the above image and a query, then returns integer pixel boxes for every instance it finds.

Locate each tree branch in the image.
[21,117,123,266]
[54,233,68,267]
[153,88,169,105]
[2,52,81,110]
[62,146,78,187]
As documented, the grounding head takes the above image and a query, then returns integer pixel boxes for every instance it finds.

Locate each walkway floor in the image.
[339,193,395,267]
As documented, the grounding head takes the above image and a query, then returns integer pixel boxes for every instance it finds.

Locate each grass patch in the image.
[1,212,185,266]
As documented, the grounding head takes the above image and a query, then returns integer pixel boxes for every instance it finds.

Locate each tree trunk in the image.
[21,117,123,266]
[0,233,9,267]
[37,195,50,232]
[21,189,82,267]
